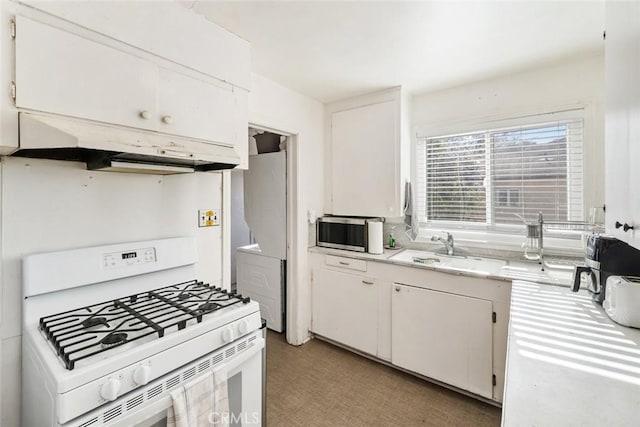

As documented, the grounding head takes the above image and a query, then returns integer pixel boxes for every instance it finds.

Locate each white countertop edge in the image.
[308,246,572,287]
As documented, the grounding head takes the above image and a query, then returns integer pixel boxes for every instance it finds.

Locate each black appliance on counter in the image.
[572,234,640,304]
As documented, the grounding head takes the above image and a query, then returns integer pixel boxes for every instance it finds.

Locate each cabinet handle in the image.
[615,221,635,232]
[339,261,350,266]
[395,286,401,292]
[158,149,194,158]
[139,110,151,120]
[162,115,174,125]
[362,280,374,285]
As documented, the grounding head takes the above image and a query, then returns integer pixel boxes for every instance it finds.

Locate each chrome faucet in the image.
[431,232,454,256]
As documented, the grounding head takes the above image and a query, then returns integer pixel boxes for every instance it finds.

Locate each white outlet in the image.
[198,209,220,227]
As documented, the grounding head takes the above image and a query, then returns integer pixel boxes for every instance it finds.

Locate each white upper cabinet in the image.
[605,0,640,247]
[326,87,410,218]
[331,101,398,216]
[157,68,236,144]
[10,4,251,168]
[18,0,251,90]
[15,16,158,132]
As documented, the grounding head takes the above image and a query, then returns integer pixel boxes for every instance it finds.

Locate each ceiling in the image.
[186,1,605,103]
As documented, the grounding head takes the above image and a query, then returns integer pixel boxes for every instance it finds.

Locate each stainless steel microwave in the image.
[316,216,371,252]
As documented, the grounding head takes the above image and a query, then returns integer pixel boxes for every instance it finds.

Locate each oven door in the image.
[73,332,265,427]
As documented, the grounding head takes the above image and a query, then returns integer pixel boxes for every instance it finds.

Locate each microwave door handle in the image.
[572,266,591,292]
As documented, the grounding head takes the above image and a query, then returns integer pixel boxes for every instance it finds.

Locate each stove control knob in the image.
[221,327,234,343]
[238,320,249,335]
[133,365,151,386]
[100,378,121,402]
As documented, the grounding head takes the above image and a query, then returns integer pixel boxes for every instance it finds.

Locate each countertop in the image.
[309,246,574,287]
[502,281,640,426]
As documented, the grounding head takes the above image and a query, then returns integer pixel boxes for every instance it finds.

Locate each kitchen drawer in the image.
[325,255,367,272]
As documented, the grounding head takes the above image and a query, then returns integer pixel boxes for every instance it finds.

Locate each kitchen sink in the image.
[389,249,506,275]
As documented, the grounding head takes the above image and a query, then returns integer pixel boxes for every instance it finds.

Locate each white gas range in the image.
[22,237,265,427]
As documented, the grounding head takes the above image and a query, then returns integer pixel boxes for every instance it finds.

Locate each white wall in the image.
[230,168,251,284]
[412,54,605,217]
[248,73,324,345]
[0,157,224,426]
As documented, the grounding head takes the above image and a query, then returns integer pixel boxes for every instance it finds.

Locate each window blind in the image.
[416,118,584,227]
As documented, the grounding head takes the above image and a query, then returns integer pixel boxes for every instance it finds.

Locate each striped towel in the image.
[167,369,229,427]
[403,180,418,241]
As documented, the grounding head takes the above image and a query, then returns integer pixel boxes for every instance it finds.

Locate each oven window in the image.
[142,371,244,427]
[318,222,365,247]
[228,372,242,427]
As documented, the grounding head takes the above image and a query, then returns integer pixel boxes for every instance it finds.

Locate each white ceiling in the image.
[187,1,605,103]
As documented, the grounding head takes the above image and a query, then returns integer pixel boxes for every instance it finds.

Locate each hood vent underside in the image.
[15,113,240,174]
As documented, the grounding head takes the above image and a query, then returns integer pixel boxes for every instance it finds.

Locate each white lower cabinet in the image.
[377,280,392,361]
[391,283,494,399]
[309,251,509,402]
[311,267,378,356]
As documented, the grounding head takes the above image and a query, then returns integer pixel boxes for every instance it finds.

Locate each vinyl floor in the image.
[265,331,502,427]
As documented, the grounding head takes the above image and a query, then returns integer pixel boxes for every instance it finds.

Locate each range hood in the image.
[15,113,240,174]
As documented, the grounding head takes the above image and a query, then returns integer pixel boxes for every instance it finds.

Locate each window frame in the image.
[413,108,587,250]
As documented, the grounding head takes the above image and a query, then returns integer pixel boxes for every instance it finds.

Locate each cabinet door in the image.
[311,268,377,355]
[157,68,236,144]
[377,280,392,361]
[21,0,251,89]
[233,89,249,170]
[605,1,640,247]
[331,100,399,217]
[15,16,157,131]
[391,284,493,398]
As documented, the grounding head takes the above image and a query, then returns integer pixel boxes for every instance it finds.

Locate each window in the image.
[416,117,584,229]
[424,132,487,223]
[497,189,520,208]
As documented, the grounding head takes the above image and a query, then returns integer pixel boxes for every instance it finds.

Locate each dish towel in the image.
[403,180,418,241]
[167,369,230,427]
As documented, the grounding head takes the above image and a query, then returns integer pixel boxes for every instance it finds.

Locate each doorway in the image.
[231,128,288,333]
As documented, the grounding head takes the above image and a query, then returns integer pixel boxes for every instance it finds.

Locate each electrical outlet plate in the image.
[198,209,220,227]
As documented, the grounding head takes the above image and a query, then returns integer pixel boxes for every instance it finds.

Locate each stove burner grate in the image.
[38,280,251,370]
